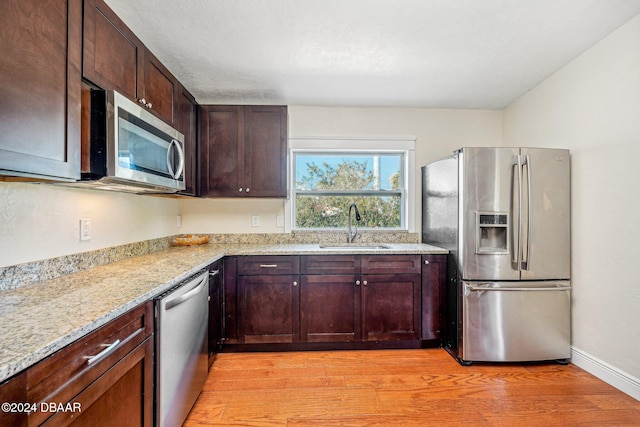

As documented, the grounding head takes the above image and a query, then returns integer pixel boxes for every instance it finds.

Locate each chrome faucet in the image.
[347,203,362,243]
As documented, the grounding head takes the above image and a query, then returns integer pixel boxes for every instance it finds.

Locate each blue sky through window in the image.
[295,153,402,191]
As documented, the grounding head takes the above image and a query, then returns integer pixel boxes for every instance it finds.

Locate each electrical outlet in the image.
[80,219,91,241]
[251,215,260,227]
[276,215,284,227]
[176,215,182,228]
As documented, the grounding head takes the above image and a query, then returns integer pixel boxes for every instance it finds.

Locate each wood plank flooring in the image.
[183,349,640,426]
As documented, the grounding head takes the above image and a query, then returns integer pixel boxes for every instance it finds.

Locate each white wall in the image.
[182,107,502,234]
[503,14,640,380]
[0,182,181,267]
[2,108,501,266]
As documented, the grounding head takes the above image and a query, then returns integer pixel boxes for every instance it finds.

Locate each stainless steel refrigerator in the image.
[422,147,571,364]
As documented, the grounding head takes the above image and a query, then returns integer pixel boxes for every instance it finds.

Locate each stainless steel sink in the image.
[318,244,390,250]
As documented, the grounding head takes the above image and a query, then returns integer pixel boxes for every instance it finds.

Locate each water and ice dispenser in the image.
[475,212,509,254]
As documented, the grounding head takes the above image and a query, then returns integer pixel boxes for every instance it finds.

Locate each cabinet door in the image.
[200,105,288,198]
[243,106,288,197]
[142,49,177,125]
[176,85,198,196]
[41,338,153,427]
[200,105,244,197]
[238,275,299,344]
[208,262,223,356]
[421,255,447,340]
[223,257,239,343]
[300,275,360,342]
[0,371,27,427]
[83,0,143,102]
[0,0,82,181]
[362,274,421,341]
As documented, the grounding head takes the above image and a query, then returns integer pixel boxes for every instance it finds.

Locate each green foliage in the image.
[295,159,401,228]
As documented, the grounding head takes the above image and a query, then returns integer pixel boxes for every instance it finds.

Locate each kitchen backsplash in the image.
[0,231,419,292]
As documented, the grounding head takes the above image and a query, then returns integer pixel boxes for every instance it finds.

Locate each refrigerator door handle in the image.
[466,284,572,292]
[511,156,523,271]
[522,154,532,270]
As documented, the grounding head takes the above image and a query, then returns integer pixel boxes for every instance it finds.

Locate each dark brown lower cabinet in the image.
[42,338,153,426]
[362,273,421,341]
[223,254,447,348]
[300,273,422,343]
[208,260,224,359]
[238,275,300,344]
[300,274,360,342]
[421,254,447,340]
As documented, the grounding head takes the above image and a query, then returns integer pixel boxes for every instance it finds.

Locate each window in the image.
[291,145,411,230]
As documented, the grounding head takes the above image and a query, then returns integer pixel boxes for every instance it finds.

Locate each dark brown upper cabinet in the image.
[142,50,177,125]
[0,0,82,181]
[83,0,178,125]
[200,105,288,198]
[175,84,198,196]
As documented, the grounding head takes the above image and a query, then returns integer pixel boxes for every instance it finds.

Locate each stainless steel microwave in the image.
[77,89,186,193]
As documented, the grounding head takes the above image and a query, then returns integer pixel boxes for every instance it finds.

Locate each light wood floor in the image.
[183,349,640,426]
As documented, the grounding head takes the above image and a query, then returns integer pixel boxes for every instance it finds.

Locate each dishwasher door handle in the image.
[165,275,208,310]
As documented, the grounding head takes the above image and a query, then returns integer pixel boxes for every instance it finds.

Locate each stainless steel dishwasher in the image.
[155,270,209,427]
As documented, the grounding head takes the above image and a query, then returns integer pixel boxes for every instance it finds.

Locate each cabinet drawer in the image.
[27,301,153,426]
[237,256,299,275]
[361,255,421,274]
[301,255,360,275]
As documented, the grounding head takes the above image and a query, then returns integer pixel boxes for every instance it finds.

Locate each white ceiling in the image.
[105,0,640,109]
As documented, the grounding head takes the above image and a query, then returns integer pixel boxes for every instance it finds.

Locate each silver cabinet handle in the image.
[356,280,361,286]
[238,188,243,192]
[146,102,153,109]
[86,339,122,365]
[246,188,250,192]
[259,264,278,268]
[138,98,146,105]
[293,281,298,287]
[363,280,368,286]
[209,269,220,277]
[424,260,430,265]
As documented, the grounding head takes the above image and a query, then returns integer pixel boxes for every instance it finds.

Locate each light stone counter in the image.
[0,242,446,383]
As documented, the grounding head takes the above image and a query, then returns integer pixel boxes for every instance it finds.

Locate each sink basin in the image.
[318,244,390,250]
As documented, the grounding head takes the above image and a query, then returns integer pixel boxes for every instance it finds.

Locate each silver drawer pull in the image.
[86,339,122,365]
[259,264,278,268]
[209,269,220,277]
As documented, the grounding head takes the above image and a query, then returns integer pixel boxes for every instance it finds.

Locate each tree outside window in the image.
[293,152,405,229]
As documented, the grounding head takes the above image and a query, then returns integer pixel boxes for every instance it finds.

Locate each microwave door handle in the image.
[173,139,185,179]
[166,139,185,179]
[166,140,176,178]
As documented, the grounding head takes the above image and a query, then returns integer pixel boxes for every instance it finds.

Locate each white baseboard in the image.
[571,346,640,401]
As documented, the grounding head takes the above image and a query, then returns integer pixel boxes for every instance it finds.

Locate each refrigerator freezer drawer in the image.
[461,281,571,362]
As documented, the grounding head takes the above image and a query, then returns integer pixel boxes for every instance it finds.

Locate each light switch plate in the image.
[80,219,91,241]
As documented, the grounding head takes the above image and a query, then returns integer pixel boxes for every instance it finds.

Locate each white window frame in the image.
[286,136,416,233]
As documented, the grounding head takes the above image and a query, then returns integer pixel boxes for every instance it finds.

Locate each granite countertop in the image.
[0,242,446,383]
